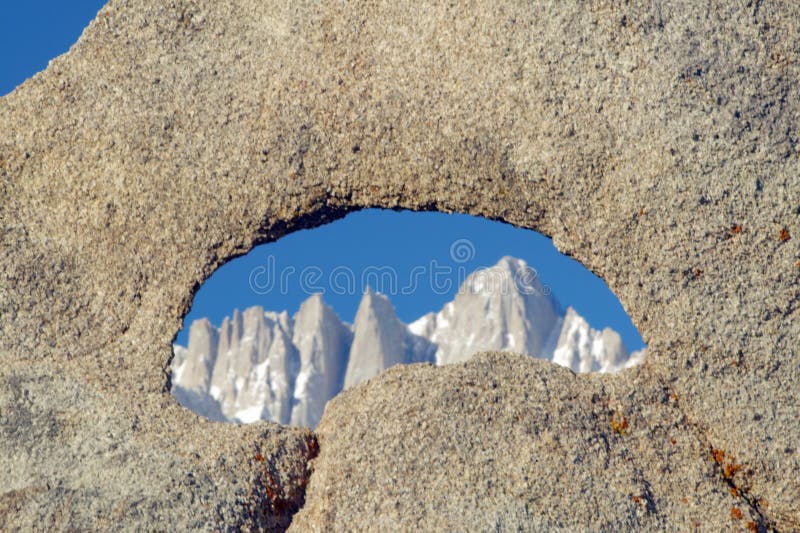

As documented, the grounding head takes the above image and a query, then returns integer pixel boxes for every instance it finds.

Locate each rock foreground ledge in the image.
[1,1,798,531]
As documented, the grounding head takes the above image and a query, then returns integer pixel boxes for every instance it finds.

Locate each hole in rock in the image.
[171,210,646,427]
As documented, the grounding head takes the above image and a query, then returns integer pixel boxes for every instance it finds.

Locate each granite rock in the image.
[0,0,798,530]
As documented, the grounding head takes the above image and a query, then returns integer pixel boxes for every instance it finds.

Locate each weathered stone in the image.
[0,0,797,530]
[293,353,743,531]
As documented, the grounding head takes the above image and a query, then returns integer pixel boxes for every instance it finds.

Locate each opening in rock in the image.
[171,210,646,427]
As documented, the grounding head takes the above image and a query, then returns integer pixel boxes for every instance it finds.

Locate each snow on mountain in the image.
[552,307,628,373]
[172,257,646,427]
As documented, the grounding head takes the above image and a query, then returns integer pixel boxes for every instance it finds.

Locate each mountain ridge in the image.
[172,256,646,427]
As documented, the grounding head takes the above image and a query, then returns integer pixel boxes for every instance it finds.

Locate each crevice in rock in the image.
[707,444,777,533]
[670,387,779,532]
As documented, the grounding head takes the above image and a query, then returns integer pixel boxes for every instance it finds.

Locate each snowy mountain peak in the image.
[358,285,389,308]
[462,257,559,318]
[342,289,435,389]
[496,255,527,272]
[550,306,631,373]
[425,256,562,365]
[293,293,327,324]
[290,294,352,428]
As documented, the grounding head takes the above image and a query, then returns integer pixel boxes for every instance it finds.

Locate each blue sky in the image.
[1,3,646,352]
[0,2,108,96]
[185,210,646,351]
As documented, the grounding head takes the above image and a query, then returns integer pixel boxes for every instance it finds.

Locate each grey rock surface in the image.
[176,318,219,394]
[290,295,352,429]
[0,0,798,530]
[291,353,746,531]
[343,288,435,389]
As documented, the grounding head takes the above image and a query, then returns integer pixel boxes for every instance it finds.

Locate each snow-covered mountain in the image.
[552,307,645,373]
[409,257,562,365]
[172,256,646,427]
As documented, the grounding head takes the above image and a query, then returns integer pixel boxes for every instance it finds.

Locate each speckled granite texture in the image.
[1,1,798,530]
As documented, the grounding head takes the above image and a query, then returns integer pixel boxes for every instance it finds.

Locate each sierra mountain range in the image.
[172,256,645,427]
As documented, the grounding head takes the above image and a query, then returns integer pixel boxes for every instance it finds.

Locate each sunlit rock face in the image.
[343,288,436,389]
[172,257,644,427]
[410,256,563,366]
[208,308,299,423]
[290,294,352,428]
[4,0,797,528]
[173,318,219,393]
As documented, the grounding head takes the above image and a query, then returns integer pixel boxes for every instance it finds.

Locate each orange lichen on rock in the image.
[723,461,742,479]
[711,448,726,465]
[710,447,743,481]
[610,413,628,435]
[304,434,320,460]
[730,507,743,520]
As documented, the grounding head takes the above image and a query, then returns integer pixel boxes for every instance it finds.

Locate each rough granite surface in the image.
[0,0,798,531]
